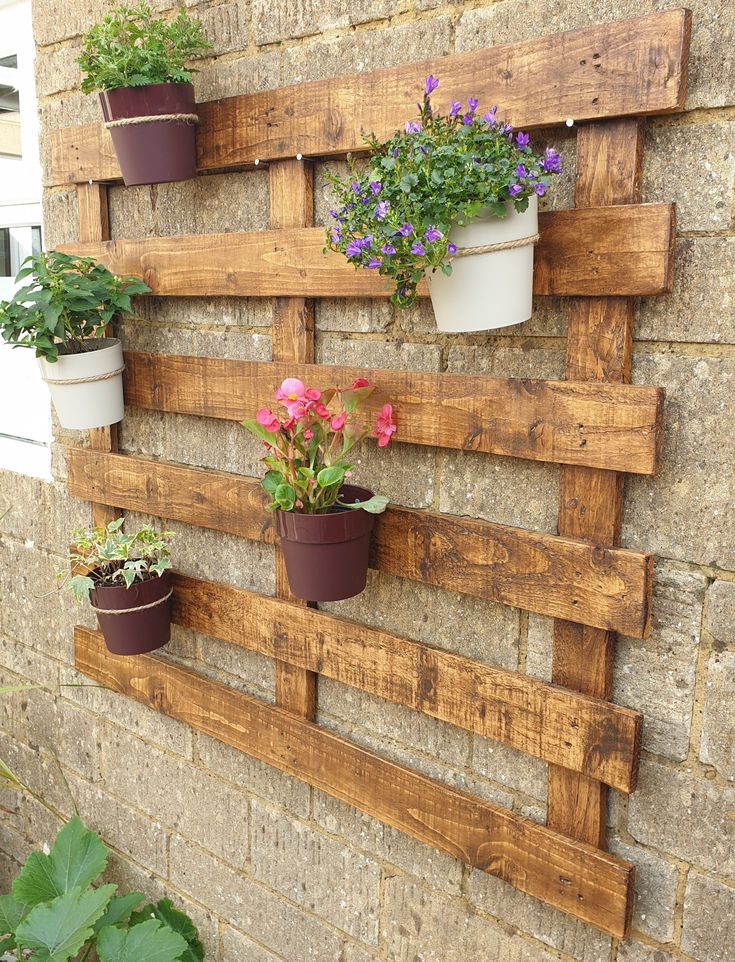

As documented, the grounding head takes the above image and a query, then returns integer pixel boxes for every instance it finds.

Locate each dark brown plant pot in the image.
[276,485,376,602]
[90,570,172,656]
[99,83,198,186]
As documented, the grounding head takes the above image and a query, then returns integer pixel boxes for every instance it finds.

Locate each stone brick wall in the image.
[0,0,732,959]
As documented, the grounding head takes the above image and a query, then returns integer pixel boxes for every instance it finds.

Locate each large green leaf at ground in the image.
[96,918,188,962]
[12,817,109,907]
[14,883,115,962]
[130,899,203,962]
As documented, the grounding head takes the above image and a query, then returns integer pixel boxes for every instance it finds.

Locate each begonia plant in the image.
[325,75,563,307]
[243,377,396,514]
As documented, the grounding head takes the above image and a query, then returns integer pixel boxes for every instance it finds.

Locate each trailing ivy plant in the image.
[78,3,212,94]
[0,816,203,962]
[0,251,150,363]
[62,518,173,603]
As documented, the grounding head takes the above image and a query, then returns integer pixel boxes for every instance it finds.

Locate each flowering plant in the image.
[243,377,396,514]
[325,75,563,307]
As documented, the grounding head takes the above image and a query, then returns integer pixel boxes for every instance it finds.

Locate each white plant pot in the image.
[425,196,538,333]
[38,338,125,430]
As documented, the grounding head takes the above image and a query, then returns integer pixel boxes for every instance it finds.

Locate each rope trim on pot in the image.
[451,232,540,258]
[104,113,199,128]
[90,588,173,615]
[41,365,125,386]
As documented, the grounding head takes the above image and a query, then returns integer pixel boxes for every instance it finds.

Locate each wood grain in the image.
[169,571,642,791]
[74,626,635,937]
[548,119,646,848]
[269,158,318,721]
[65,448,654,637]
[49,9,691,184]
[59,204,675,299]
[76,182,119,530]
[121,352,664,475]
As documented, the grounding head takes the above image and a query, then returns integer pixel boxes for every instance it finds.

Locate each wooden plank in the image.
[169,571,641,791]
[122,351,664,475]
[548,119,646,848]
[74,626,635,937]
[65,448,654,637]
[59,204,676,299]
[76,182,119,530]
[269,157,318,721]
[49,9,691,185]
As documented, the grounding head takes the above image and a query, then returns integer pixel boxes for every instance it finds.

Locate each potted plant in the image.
[326,75,563,332]
[63,518,173,656]
[78,3,211,186]
[243,377,396,602]
[0,816,203,962]
[0,251,149,431]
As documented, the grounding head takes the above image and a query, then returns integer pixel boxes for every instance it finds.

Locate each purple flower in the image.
[541,148,563,173]
[447,243,457,255]
[424,226,443,243]
[508,184,523,197]
[369,181,382,195]
[350,181,361,195]
[374,200,390,221]
[347,202,355,211]
[514,163,528,178]
[328,208,338,219]
[405,120,422,134]
[346,240,363,258]
[516,131,530,148]
[392,146,399,158]
[449,101,461,117]
[425,74,439,95]
[483,106,498,125]
[419,145,428,155]
[358,234,373,250]
[533,182,547,196]
[411,241,426,256]
[398,223,414,237]
[468,97,479,112]
[330,227,342,243]
[360,195,371,205]
[462,114,474,125]
[381,243,396,255]
[367,258,382,269]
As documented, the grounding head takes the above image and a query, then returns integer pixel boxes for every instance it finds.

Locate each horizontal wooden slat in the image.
[60,203,675,299]
[123,352,664,475]
[170,572,641,791]
[66,448,653,637]
[74,626,634,936]
[50,9,690,184]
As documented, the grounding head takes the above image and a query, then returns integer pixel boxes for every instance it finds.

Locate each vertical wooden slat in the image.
[76,183,119,530]
[269,159,318,720]
[547,119,645,849]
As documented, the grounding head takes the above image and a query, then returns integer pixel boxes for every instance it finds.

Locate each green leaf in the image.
[96,918,188,962]
[0,893,29,944]
[130,899,203,962]
[274,483,295,510]
[13,816,109,907]
[342,494,389,514]
[15,883,115,962]
[242,418,279,445]
[69,574,95,604]
[261,470,283,495]
[93,892,145,935]
[317,465,345,488]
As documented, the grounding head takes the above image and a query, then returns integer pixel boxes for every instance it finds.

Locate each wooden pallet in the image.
[57,8,692,938]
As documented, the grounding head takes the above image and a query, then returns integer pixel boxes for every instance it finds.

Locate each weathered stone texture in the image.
[250,802,381,942]
[629,760,735,879]
[700,650,735,780]
[681,873,735,962]
[608,839,679,942]
[707,580,735,646]
[253,0,402,45]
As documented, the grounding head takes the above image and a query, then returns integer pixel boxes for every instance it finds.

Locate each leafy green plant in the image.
[0,817,203,962]
[63,518,173,603]
[0,251,149,363]
[78,3,211,94]
[325,75,563,307]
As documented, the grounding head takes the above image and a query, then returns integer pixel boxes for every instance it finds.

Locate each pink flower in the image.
[304,429,314,441]
[352,377,370,388]
[373,403,396,448]
[314,403,330,419]
[331,411,346,431]
[256,408,280,433]
[275,378,321,419]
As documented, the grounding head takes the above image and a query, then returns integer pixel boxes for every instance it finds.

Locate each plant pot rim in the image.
[54,336,120,357]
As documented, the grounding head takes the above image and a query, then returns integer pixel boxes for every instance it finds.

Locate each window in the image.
[0,55,21,158]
